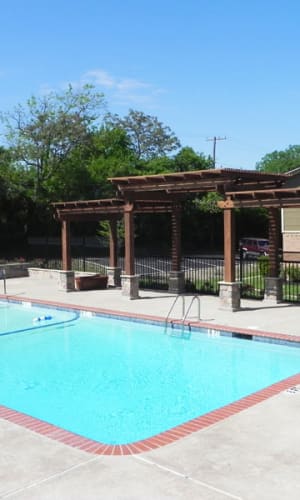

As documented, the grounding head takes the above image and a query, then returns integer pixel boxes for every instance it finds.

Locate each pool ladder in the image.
[164,294,200,336]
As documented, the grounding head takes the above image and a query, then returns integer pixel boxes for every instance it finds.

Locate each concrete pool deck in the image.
[1,276,300,499]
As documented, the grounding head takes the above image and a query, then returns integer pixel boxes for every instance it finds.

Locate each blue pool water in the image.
[1,300,300,445]
[0,301,78,335]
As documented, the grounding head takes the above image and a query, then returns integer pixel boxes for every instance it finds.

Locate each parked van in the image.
[239,237,269,259]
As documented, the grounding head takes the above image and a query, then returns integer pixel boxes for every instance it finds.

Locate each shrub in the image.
[258,255,270,277]
[185,279,197,292]
[285,265,300,282]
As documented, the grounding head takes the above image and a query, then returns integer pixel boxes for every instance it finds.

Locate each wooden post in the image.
[224,208,235,282]
[268,208,280,277]
[109,218,118,268]
[124,202,135,275]
[171,204,182,272]
[61,219,71,271]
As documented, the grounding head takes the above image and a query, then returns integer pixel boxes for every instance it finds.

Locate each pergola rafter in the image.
[110,169,287,199]
[54,198,175,222]
[218,187,300,209]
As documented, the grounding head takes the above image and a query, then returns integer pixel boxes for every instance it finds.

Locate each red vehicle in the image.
[239,237,269,259]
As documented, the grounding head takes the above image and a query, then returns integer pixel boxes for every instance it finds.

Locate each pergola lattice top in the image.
[53,168,300,220]
[110,169,287,199]
[53,198,175,221]
[220,187,300,209]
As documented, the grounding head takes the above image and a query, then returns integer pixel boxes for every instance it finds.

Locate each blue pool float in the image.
[33,315,53,322]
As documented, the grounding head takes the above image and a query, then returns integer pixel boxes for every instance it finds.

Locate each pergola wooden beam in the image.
[124,202,135,275]
[53,199,174,222]
[109,219,118,268]
[218,187,300,209]
[110,168,286,185]
[110,169,286,199]
[61,220,71,271]
[223,209,236,282]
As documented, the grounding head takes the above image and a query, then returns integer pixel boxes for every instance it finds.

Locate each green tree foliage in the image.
[144,146,212,174]
[0,84,222,256]
[0,146,33,254]
[256,145,300,173]
[87,127,137,197]
[139,156,174,174]
[0,146,32,201]
[0,84,105,201]
[193,191,222,214]
[104,109,180,160]
[0,146,13,198]
[173,146,213,172]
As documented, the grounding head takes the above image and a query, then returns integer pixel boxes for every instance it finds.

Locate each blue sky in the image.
[1,0,299,169]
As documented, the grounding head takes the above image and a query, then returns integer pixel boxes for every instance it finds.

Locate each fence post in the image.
[239,245,243,283]
[82,234,86,272]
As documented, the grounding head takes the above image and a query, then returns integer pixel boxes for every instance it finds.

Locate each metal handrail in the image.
[164,295,185,333]
[182,295,200,329]
[164,294,200,334]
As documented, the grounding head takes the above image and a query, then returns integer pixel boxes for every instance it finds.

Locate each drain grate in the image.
[285,385,300,394]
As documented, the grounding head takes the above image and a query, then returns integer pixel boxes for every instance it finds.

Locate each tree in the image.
[141,147,212,175]
[173,147,213,172]
[0,146,33,255]
[104,109,180,160]
[0,84,105,201]
[87,127,137,198]
[256,145,300,173]
[194,192,222,214]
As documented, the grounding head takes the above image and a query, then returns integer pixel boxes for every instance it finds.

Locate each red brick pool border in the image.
[1,294,300,456]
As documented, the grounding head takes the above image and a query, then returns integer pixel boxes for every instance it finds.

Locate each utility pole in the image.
[207,136,227,168]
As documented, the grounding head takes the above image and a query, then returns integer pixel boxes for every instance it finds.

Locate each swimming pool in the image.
[1,299,300,447]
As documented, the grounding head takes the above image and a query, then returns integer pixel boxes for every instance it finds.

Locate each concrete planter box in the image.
[75,274,108,291]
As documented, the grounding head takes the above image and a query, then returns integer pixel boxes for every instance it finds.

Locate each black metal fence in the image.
[238,256,265,300]
[135,255,224,295]
[42,256,109,275]
[182,256,224,295]
[281,260,300,303]
[29,252,300,304]
[238,256,300,302]
[136,255,170,290]
[136,254,300,303]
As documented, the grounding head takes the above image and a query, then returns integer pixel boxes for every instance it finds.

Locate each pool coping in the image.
[1,293,300,456]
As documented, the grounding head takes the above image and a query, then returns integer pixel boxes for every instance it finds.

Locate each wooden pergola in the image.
[219,187,300,268]
[53,168,300,307]
[53,197,174,274]
[110,169,286,294]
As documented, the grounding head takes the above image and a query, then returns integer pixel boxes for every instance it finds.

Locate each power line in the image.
[207,136,227,168]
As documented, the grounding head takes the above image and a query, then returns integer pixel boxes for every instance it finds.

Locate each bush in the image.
[185,279,197,292]
[258,255,270,277]
[285,265,300,282]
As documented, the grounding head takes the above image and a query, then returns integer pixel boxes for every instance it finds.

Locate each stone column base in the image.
[59,271,75,292]
[264,277,282,303]
[168,271,185,294]
[121,274,140,299]
[219,281,241,311]
[107,267,121,288]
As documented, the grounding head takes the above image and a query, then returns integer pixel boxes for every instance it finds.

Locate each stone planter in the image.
[75,274,108,291]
